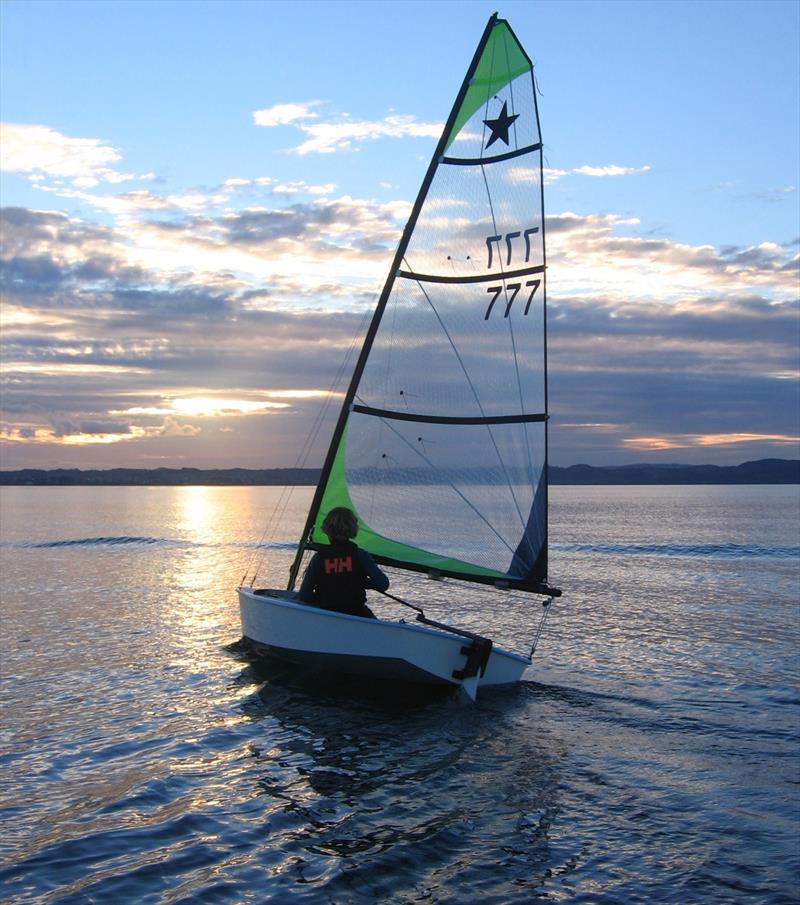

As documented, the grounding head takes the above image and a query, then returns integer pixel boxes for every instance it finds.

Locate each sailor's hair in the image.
[321,507,358,542]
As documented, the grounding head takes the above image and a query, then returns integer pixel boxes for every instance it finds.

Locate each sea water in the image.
[0,484,798,903]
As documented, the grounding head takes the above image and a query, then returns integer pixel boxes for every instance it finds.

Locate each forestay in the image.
[290,15,552,594]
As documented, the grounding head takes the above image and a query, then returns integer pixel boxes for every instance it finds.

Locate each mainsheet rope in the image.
[375,586,555,661]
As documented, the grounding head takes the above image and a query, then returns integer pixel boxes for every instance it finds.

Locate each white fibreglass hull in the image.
[238,587,529,699]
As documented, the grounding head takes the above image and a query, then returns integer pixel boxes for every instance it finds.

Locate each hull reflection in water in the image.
[238,587,530,700]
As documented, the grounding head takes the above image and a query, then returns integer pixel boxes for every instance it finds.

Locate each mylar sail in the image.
[290,14,552,593]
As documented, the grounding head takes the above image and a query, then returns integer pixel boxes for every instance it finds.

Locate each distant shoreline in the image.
[1,459,798,486]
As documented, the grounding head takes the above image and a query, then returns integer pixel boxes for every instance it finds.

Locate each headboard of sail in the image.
[304,16,550,592]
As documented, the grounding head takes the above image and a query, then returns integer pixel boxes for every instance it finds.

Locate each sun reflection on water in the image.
[176,486,220,545]
[159,487,245,669]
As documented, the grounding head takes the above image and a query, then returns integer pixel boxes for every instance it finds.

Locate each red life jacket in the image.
[314,541,370,616]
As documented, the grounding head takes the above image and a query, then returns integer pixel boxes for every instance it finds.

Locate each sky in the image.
[1,0,798,470]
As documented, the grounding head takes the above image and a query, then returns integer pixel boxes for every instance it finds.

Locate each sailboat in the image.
[238,13,561,699]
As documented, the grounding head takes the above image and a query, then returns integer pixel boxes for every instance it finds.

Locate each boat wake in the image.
[4,536,297,550]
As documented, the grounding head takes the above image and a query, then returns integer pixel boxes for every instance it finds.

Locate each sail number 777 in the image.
[486,228,539,268]
[483,225,541,319]
[485,280,540,320]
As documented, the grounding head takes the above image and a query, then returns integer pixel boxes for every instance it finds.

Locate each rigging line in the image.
[249,385,339,583]
[480,24,499,151]
[501,26,520,151]
[293,315,364,470]
[531,64,550,570]
[480,31,530,480]
[248,308,370,586]
[251,379,340,583]
[401,252,530,536]
[292,309,368,465]
[504,232,536,489]
[370,276,403,523]
[487,121,538,491]
[474,169,534,531]
[246,478,298,585]
[269,316,366,564]
[475,42,539,510]
[500,30,532,501]
[252,377,340,584]
[370,411,518,558]
[508,295,536,490]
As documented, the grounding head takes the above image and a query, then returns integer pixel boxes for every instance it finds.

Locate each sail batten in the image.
[397,264,545,284]
[352,405,547,426]
[442,142,543,166]
[289,15,553,594]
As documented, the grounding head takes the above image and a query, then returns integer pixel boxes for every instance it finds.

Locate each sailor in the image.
[298,507,389,618]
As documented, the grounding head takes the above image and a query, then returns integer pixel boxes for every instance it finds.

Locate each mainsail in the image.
[290,14,552,593]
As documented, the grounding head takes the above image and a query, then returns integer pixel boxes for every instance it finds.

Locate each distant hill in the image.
[548,458,800,485]
[0,467,321,486]
[1,459,798,486]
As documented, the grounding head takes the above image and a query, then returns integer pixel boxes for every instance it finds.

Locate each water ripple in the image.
[554,542,800,559]
[2,485,798,904]
[3,536,297,551]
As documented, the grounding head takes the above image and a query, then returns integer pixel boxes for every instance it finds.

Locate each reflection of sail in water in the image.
[239,14,560,698]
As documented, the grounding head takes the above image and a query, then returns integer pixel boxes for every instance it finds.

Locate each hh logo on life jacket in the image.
[324,556,353,574]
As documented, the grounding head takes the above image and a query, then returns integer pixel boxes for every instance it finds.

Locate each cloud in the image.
[33,183,229,217]
[546,212,799,302]
[112,397,291,417]
[1,109,795,469]
[290,115,442,155]
[741,185,797,204]
[253,102,322,127]
[0,192,408,314]
[622,432,800,451]
[0,203,373,464]
[221,176,335,196]
[573,164,652,178]
[253,102,442,154]
[0,123,151,187]
[158,416,202,438]
[78,420,133,434]
[1,175,798,469]
[272,180,335,196]
[540,164,652,184]
[1,415,204,447]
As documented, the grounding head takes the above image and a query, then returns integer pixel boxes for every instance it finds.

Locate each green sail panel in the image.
[445,20,532,151]
[296,15,550,592]
[312,425,509,580]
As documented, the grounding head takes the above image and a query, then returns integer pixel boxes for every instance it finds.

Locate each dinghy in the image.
[239,13,561,699]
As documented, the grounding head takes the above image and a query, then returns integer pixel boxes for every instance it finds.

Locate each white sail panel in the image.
[298,15,552,591]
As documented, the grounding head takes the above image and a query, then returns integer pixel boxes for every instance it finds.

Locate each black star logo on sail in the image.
[483,101,519,150]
